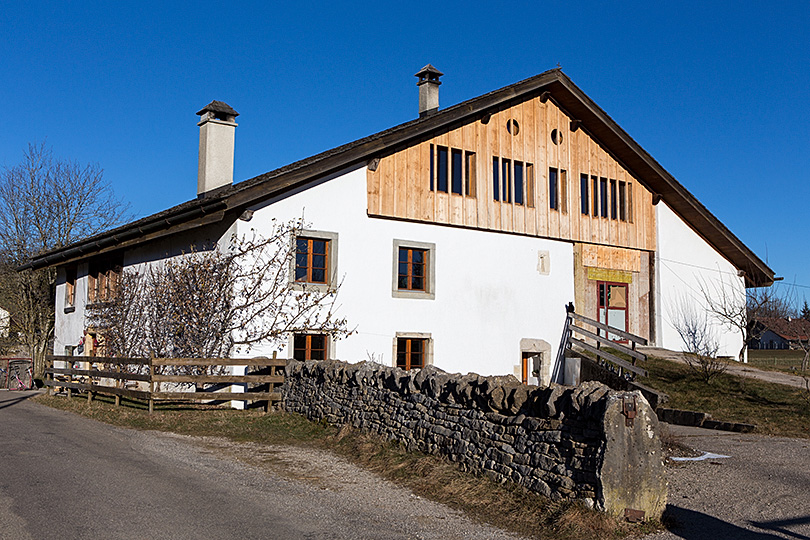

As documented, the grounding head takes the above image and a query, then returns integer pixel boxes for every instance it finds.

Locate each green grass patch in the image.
[748,349,807,374]
[34,392,644,540]
[638,355,810,438]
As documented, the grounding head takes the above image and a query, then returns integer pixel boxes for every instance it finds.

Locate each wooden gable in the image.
[367,95,656,252]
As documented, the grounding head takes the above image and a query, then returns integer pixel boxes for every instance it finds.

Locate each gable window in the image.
[430,144,475,197]
[610,179,618,220]
[492,157,534,206]
[580,174,589,215]
[291,230,338,291]
[592,176,599,216]
[599,177,608,218]
[501,159,512,203]
[293,333,328,361]
[88,258,122,304]
[392,239,435,299]
[65,266,76,312]
[549,168,558,210]
[619,181,627,221]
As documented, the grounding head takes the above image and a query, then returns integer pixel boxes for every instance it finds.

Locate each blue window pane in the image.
[502,159,511,203]
[514,162,524,205]
[411,250,424,264]
[312,254,325,269]
[492,158,500,201]
[451,148,463,194]
[296,239,308,251]
[580,174,589,215]
[549,168,558,210]
[311,268,325,282]
[437,146,448,192]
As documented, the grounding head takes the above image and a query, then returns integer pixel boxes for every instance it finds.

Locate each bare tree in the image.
[670,295,726,383]
[0,143,129,375]
[88,218,350,365]
[698,273,793,363]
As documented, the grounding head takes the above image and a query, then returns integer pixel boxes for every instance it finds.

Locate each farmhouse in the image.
[24,67,774,382]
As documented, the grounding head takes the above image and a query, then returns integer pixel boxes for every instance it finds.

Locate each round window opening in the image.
[550,128,563,145]
[506,119,520,136]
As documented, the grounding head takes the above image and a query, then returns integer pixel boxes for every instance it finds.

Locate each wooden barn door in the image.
[597,281,629,343]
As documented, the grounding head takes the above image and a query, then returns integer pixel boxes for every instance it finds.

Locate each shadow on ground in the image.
[662,506,798,539]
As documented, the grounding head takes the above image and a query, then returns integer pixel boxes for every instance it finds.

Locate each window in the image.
[451,148,463,195]
[526,164,535,208]
[592,176,599,216]
[580,174,589,215]
[465,151,477,197]
[430,144,475,197]
[492,157,500,201]
[619,181,627,221]
[514,161,524,205]
[493,157,534,206]
[501,159,512,203]
[396,336,428,370]
[291,230,338,291]
[293,333,327,361]
[610,179,618,220]
[65,266,76,311]
[295,238,328,284]
[549,167,558,210]
[599,177,608,218]
[398,247,426,291]
[392,240,435,299]
[88,258,122,304]
[559,169,568,214]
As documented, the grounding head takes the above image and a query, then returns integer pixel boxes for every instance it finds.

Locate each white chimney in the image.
[196,100,239,197]
[415,64,443,118]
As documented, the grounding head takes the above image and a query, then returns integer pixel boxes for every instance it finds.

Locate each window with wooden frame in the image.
[392,239,435,299]
[599,177,608,218]
[429,144,475,197]
[64,266,76,312]
[549,167,558,210]
[293,333,328,361]
[88,258,122,304]
[580,174,589,215]
[618,181,627,221]
[492,157,534,206]
[292,230,338,291]
[592,176,599,216]
[398,247,426,291]
[610,179,618,220]
[295,237,329,284]
[396,337,427,370]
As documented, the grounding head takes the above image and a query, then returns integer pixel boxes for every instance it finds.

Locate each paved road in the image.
[645,424,810,540]
[0,391,522,540]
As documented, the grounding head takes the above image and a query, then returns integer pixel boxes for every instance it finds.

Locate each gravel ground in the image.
[644,424,810,540]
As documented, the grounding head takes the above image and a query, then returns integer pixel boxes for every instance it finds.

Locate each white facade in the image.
[54,165,576,381]
[655,201,746,360]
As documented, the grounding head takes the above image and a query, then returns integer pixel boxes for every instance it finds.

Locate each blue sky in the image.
[3,1,809,294]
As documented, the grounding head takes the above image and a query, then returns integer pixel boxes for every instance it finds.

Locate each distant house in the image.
[750,317,810,350]
[22,66,774,384]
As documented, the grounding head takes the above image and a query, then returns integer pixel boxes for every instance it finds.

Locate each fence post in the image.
[114,360,121,407]
[67,356,73,399]
[266,352,278,414]
[148,354,154,414]
[46,357,52,396]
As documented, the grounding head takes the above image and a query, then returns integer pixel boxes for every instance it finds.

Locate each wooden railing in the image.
[44,354,286,412]
[560,309,649,378]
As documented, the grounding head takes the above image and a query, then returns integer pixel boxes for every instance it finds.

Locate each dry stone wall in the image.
[283,360,666,519]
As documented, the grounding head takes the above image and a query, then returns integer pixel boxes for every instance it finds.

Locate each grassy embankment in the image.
[638,354,810,439]
[35,392,641,540]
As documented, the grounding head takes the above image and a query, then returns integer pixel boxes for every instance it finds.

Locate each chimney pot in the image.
[197,100,239,197]
[415,64,443,118]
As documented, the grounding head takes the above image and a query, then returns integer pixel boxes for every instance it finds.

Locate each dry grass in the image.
[34,392,650,540]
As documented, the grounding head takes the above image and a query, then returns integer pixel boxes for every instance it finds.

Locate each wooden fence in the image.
[44,354,286,412]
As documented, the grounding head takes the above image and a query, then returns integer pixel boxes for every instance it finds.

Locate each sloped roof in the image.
[758,317,810,341]
[20,69,775,286]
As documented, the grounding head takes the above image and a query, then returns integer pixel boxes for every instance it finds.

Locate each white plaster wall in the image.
[54,263,90,355]
[656,202,745,360]
[239,166,575,378]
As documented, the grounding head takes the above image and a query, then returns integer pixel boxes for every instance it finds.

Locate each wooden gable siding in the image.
[367,96,656,252]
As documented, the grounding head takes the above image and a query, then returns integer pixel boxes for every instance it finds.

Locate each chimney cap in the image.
[415,64,443,85]
[196,100,239,118]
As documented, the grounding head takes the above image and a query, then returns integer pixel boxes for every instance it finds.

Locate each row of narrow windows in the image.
[427,145,633,221]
